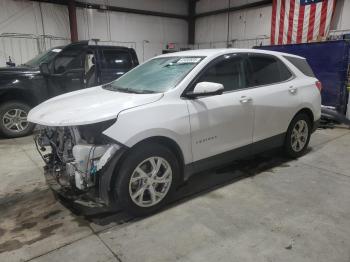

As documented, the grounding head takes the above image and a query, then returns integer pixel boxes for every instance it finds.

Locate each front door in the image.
[186,54,255,163]
[47,44,86,97]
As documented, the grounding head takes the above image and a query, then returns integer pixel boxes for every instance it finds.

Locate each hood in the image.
[28,86,163,126]
[0,66,39,78]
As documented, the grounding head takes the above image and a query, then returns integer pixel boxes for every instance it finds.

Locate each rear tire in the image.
[113,143,180,217]
[0,101,35,138]
[284,113,311,158]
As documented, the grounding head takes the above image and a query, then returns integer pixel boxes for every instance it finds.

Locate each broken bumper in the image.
[43,166,105,208]
[43,146,127,209]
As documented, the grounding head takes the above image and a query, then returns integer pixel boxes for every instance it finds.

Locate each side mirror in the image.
[39,62,50,76]
[185,82,224,98]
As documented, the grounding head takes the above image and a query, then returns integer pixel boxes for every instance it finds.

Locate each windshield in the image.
[104,56,204,93]
[24,47,62,67]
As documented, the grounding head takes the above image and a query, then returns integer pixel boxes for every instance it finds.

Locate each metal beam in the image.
[188,0,196,45]
[30,0,188,20]
[67,0,78,42]
[195,0,272,18]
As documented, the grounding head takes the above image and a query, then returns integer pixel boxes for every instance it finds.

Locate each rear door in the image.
[99,48,134,84]
[247,53,300,143]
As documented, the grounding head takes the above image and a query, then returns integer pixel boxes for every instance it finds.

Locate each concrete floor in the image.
[0,128,350,262]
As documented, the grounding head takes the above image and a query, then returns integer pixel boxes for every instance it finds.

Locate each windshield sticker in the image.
[177,58,201,64]
[52,49,62,53]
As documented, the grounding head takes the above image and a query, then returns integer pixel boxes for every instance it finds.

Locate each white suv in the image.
[29,49,321,216]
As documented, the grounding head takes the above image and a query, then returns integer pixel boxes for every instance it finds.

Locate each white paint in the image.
[192,82,224,94]
[187,86,255,161]
[96,144,120,171]
[28,48,320,165]
[105,49,320,163]
[27,86,164,126]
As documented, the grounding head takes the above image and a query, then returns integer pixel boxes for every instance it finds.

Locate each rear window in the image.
[248,54,292,86]
[284,56,315,77]
[102,49,132,69]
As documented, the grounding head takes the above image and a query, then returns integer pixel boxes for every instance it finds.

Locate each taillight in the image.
[315,81,322,92]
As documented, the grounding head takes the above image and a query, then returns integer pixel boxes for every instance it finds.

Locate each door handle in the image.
[289,86,297,94]
[240,96,253,104]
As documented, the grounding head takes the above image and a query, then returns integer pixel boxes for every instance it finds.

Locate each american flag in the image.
[270,0,336,45]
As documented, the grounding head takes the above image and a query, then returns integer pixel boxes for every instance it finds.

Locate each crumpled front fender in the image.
[98,147,128,206]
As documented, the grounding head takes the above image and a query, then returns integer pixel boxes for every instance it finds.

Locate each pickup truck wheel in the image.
[284,113,311,158]
[114,143,179,217]
[0,101,34,138]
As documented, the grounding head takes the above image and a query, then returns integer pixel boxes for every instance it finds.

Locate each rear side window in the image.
[284,56,315,77]
[102,49,132,69]
[248,54,292,86]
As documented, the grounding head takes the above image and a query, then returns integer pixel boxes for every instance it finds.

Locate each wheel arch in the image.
[100,136,186,206]
[0,88,38,107]
[129,136,185,181]
[294,107,315,129]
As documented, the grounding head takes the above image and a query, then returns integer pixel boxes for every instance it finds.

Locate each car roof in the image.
[158,48,304,59]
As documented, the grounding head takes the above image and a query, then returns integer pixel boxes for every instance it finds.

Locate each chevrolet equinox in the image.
[28,49,321,216]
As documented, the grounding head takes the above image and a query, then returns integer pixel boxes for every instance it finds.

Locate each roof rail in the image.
[88,39,136,49]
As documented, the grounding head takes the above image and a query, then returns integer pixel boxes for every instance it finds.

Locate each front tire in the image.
[114,143,180,216]
[284,113,311,158]
[0,101,35,138]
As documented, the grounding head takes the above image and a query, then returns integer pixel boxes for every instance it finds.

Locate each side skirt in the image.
[184,133,286,180]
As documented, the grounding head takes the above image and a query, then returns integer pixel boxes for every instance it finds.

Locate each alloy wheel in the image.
[2,108,29,133]
[129,156,172,208]
[291,119,309,152]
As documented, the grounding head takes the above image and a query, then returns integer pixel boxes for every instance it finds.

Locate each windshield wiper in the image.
[132,90,157,94]
[103,84,157,94]
[103,84,133,93]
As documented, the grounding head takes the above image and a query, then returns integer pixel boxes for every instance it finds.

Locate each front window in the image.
[53,45,85,73]
[23,47,62,68]
[104,56,204,94]
[197,54,247,92]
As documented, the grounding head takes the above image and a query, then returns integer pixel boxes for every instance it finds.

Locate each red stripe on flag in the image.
[307,3,317,42]
[278,0,286,44]
[296,4,305,43]
[286,0,295,44]
[271,0,277,45]
[319,0,328,37]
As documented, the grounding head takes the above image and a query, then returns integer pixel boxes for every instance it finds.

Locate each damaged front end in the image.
[34,120,124,208]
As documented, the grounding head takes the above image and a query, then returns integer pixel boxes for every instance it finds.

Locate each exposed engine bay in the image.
[34,121,120,206]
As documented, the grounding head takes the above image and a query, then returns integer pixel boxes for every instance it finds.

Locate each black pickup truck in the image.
[0,40,139,138]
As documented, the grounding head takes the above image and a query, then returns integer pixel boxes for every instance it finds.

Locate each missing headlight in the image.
[78,119,117,144]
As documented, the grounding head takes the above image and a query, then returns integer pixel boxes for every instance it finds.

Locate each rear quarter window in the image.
[248,54,293,86]
[284,56,315,77]
[102,49,133,69]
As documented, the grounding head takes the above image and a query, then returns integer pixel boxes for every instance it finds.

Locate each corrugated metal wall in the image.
[0,0,188,66]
